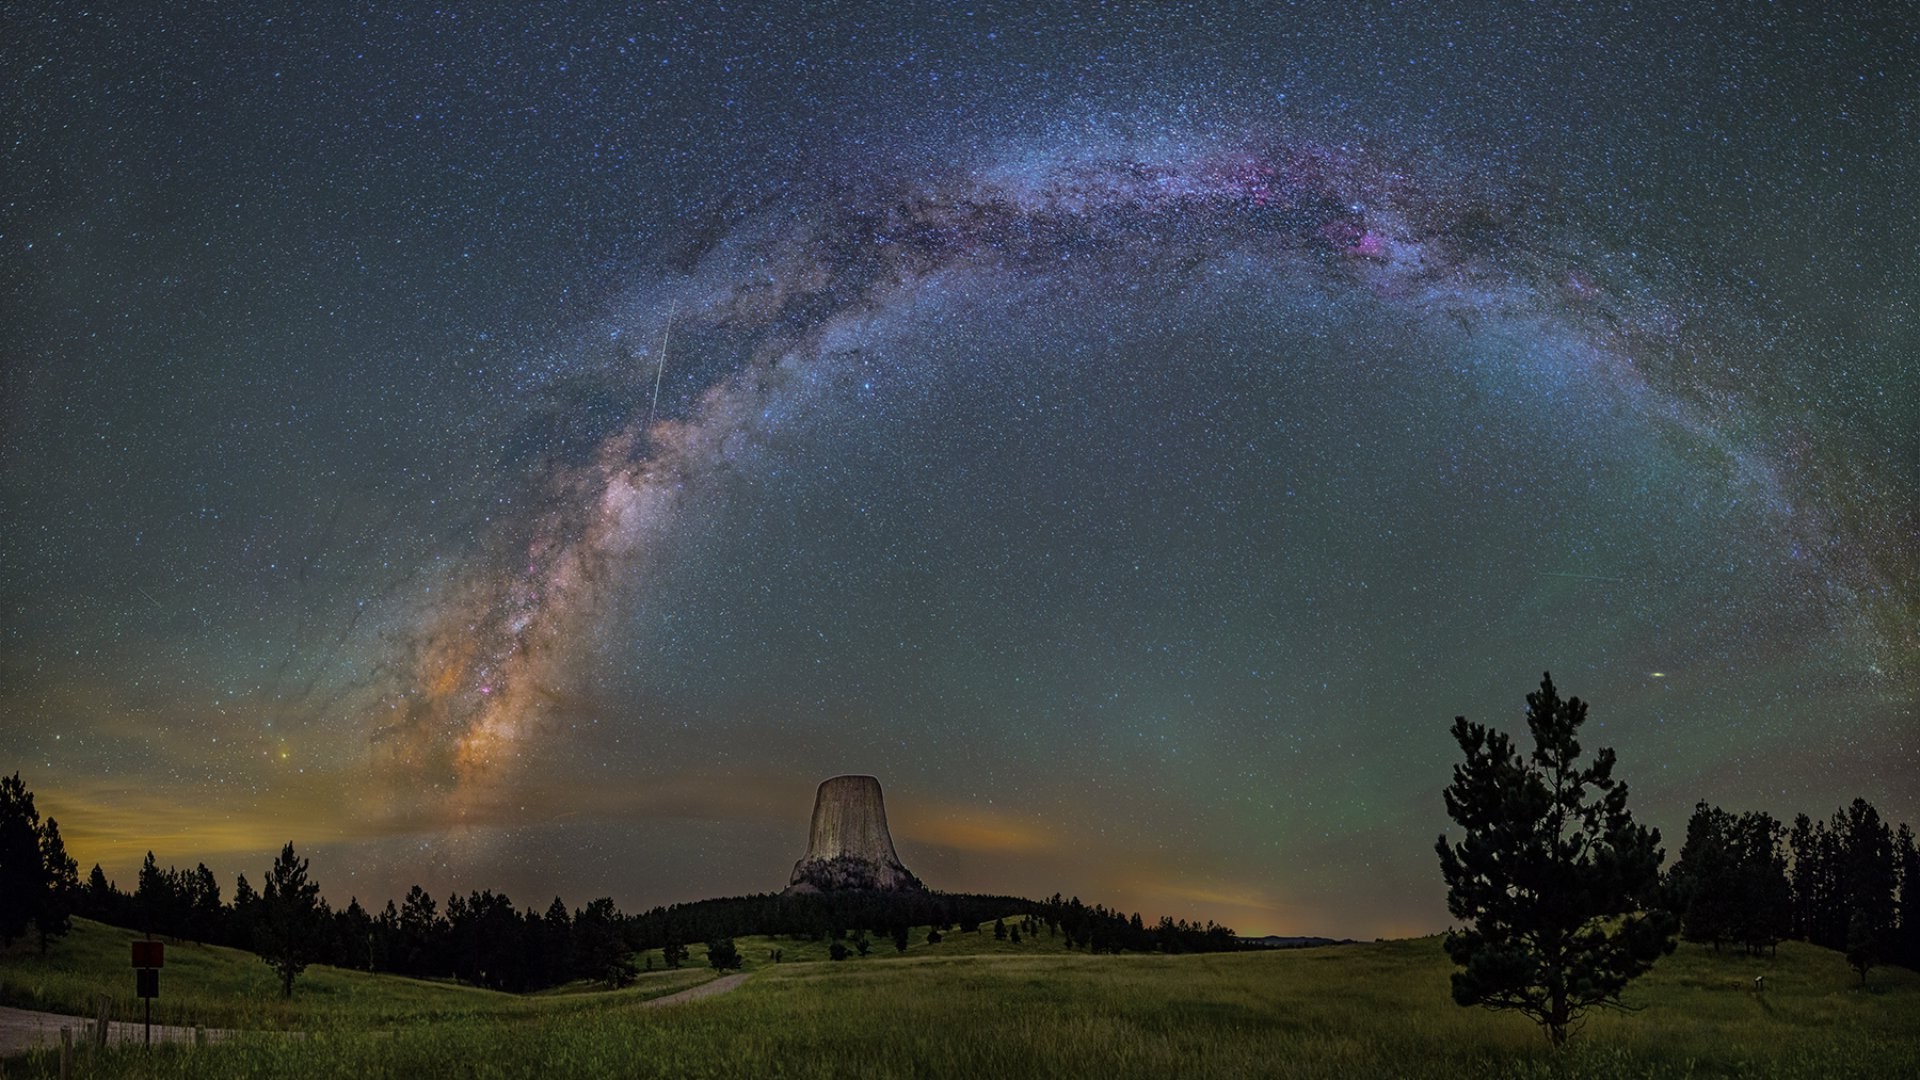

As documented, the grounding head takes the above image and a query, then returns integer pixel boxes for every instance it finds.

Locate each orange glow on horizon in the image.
[898,812,1059,856]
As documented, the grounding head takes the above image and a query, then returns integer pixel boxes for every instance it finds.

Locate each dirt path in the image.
[0,1005,239,1057]
[0,975,750,1057]
[641,972,749,1007]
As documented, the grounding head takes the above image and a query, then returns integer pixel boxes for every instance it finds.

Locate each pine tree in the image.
[398,885,439,975]
[1836,799,1896,953]
[706,936,742,971]
[0,780,81,952]
[1669,804,1789,956]
[1730,811,1789,955]
[231,873,261,950]
[1436,673,1676,1045]
[541,897,572,987]
[35,817,78,952]
[1846,908,1877,985]
[85,864,115,922]
[1895,824,1920,970]
[662,939,688,969]
[574,897,627,982]
[259,842,322,996]
[0,774,46,945]
[1669,802,1736,948]
[136,852,170,937]
[1787,813,1822,942]
[186,863,222,944]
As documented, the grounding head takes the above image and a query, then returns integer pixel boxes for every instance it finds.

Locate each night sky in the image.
[4,2,1915,939]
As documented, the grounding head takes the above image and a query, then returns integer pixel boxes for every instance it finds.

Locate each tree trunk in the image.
[1547,993,1570,1046]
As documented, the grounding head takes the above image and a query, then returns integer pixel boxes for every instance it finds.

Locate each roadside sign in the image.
[133,937,164,1043]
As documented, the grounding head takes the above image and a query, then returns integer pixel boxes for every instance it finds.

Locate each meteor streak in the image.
[650,301,676,424]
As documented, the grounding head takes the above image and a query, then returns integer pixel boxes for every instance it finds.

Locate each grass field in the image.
[4,919,1917,1078]
[0,919,717,1030]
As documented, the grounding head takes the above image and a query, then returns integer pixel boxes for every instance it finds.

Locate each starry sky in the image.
[3,2,1915,939]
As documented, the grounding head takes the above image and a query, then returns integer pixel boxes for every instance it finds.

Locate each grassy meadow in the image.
[4,918,1917,1078]
[0,919,716,1030]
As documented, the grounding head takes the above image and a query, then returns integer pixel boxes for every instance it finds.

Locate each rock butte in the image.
[786,774,924,893]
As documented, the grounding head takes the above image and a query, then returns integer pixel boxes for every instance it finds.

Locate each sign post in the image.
[131,938,163,1045]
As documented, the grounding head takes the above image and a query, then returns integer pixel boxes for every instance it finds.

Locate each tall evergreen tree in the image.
[1729,811,1790,955]
[337,898,375,971]
[1436,673,1676,1045]
[397,885,440,975]
[259,842,322,996]
[1846,908,1878,984]
[1670,802,1737,948]
[1671,804,1790,956]
[135,852,171,937]
[1836,798,1897,950]
[540,897,573,987]
[706,936,742,971]
[0,773,47,945]
[372,900,400,971]
[1787,813,1822,941]
[1892,825,1919,970]
[185,863,222,944]
[573,897,628,983]
[662,939,688,969]
[84,864,117,922]
[231,873,261,950]
[35,817,79,952]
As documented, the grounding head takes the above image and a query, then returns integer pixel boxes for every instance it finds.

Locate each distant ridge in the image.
[1240,935,1354,949]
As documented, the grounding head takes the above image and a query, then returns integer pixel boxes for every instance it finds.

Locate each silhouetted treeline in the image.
[1030,893,1240,954]
[10,767,1246,988]
[645,891,1239,956]
[74,855,1239,990]
[0,773,79,951]
[1666,796,1919,976]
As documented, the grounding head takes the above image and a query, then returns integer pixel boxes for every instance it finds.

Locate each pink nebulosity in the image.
[1316,218,1387,259]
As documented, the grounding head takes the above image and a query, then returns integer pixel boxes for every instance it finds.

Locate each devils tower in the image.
[786,774,924,893]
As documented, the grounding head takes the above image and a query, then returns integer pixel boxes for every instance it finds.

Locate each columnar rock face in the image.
[786,775,924,893]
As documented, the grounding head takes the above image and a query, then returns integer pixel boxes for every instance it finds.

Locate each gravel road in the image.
[0,973,750,1057]
[0,1005,236,1057]
[640,972,750,1007]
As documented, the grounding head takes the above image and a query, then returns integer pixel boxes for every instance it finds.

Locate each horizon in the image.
[29,764,1914,942]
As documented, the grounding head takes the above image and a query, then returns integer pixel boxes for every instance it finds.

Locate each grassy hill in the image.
[5,919,1917,1078]
[0,918,716,1030]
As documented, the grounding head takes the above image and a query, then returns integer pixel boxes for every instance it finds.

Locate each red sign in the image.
[131,940,164,968]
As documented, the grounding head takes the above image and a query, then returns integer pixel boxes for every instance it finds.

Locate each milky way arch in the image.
[363,130,1907,818]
